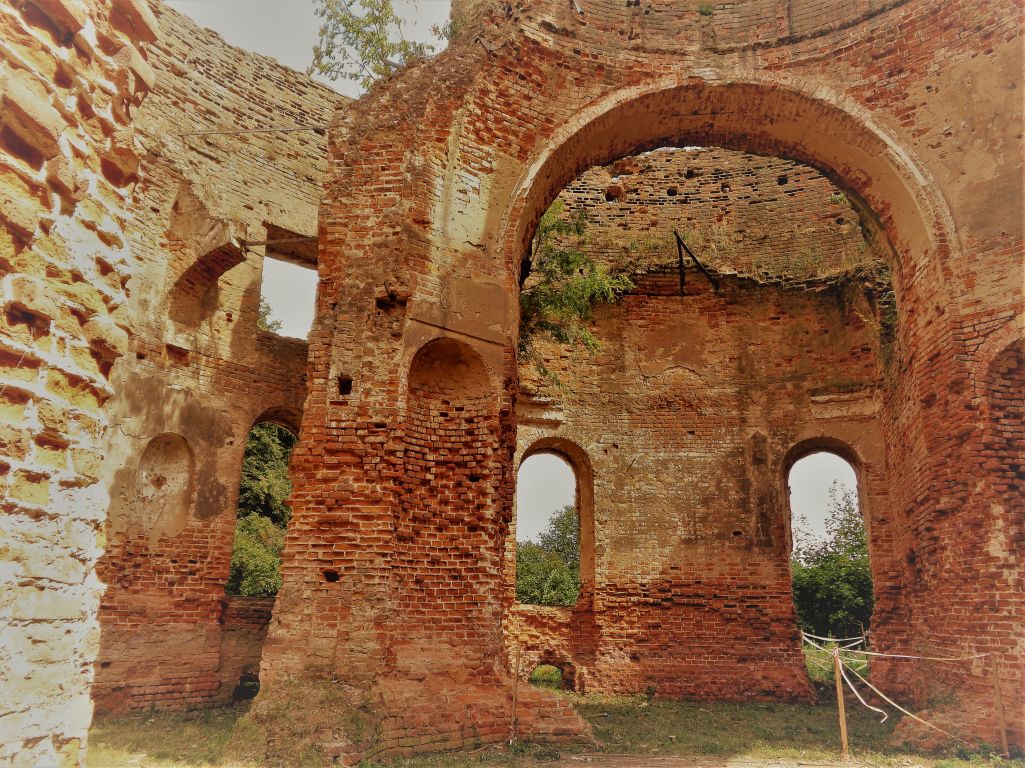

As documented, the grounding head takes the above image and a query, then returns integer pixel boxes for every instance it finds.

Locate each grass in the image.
[88,707,241,767]
[88,685,1024,768]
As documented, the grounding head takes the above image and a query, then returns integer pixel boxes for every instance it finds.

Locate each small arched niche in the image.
[785,441,874,643]
[514,438,595,608]
[407,336,493,401]
[133,433,195,544]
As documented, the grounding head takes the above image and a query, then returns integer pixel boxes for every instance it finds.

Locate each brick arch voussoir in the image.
[498,71,962,317]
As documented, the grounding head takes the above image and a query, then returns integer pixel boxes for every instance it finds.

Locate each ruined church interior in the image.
[0,0,1022,765]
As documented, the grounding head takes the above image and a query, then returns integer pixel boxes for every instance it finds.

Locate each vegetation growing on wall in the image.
[791,483,874,638]
[519,201,634,381]
[227,423,297,597]
[515,504,581,606]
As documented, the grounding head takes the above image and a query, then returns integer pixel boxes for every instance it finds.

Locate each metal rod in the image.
[240,237,316,247]
[674,227,686,295]
[177,124,329,137]
[674,229,720,290]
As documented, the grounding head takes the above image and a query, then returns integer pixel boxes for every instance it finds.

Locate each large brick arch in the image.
[257,0,1022,758]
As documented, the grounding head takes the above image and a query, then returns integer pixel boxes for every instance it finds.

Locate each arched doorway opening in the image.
[223,414,299,702]
[787,449,874,684]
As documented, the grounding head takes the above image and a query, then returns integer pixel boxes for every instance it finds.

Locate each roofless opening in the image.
[258,257,317,339]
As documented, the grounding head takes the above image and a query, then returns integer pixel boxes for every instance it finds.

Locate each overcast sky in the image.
[164,0,452,99]
[169,1,859,549]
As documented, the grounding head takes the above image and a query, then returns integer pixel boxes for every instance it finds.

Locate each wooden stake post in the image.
[991,655,1010,758]
[510,643,522,742]
[833,648,851,761]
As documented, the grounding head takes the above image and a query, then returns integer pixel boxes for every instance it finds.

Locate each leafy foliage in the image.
[227,423,297,597]
[519,200,634,378]
[257,298,283,333]
[236,423,297,528]
[227,514,286,597]
[309,0,442,89]
[515,504,580,606]
[791,482,874,637]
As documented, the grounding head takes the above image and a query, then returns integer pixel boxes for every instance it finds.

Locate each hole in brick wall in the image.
[777,174,789,185]
[685,168,696,179]
[259,256,317,338]
[732,529,744,537]
[232,673,260,701]
[323,569,340,582]
[529,664,565,690]
[375,291,408,314]
[605,184,624,202]
[337,375,353,396]
[667,186,678,196]
[788,450,872,641]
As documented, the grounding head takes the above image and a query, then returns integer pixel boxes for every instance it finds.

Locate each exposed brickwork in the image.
[257,0,1022,758]
[90,0,344,714]
[508,265,891,701]
[0,0,157,763]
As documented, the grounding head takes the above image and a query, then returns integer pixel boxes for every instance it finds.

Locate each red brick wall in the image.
[91,0,340,714]
[260,0,1022,755]
[508,263,892,701]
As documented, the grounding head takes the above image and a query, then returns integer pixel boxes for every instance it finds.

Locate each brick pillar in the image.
[0,0,156,763]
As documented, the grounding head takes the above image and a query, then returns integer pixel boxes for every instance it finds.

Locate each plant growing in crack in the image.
[518,200,634,386]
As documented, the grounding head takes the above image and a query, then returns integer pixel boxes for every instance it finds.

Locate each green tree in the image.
[236,423,297,527]
[227,423,297,597]
[791,482,874,637]
[227,514,286,597]
[516,504,580,606]
[309,0,441,89]
[519,200,634,379]
[257,297,283,333]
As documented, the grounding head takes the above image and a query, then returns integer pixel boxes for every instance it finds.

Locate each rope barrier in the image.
[838,647,992,663]
[803,631,865,644]
[839,656,978,749]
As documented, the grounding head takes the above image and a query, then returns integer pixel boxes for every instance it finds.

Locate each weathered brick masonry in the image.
[0,0,157,762]
[1,0,1021,763]
[89,2,344,713]
[257,0,1023,758]
[506,148,898,702]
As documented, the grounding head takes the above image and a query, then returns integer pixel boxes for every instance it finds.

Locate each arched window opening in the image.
[515,452,580,607]
[788,451,874,648]
[226,421,298,598]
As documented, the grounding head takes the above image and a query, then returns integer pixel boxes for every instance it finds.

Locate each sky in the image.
[164,0,452,99]
[171,1,860,548]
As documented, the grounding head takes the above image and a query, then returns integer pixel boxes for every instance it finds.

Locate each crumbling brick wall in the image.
[258,0,1022,757]
[0,0,157,763]
[89,0,345,714]
[505,148,899,700]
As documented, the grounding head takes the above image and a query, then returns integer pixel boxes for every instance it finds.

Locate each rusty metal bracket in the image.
[674,229,720,291]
